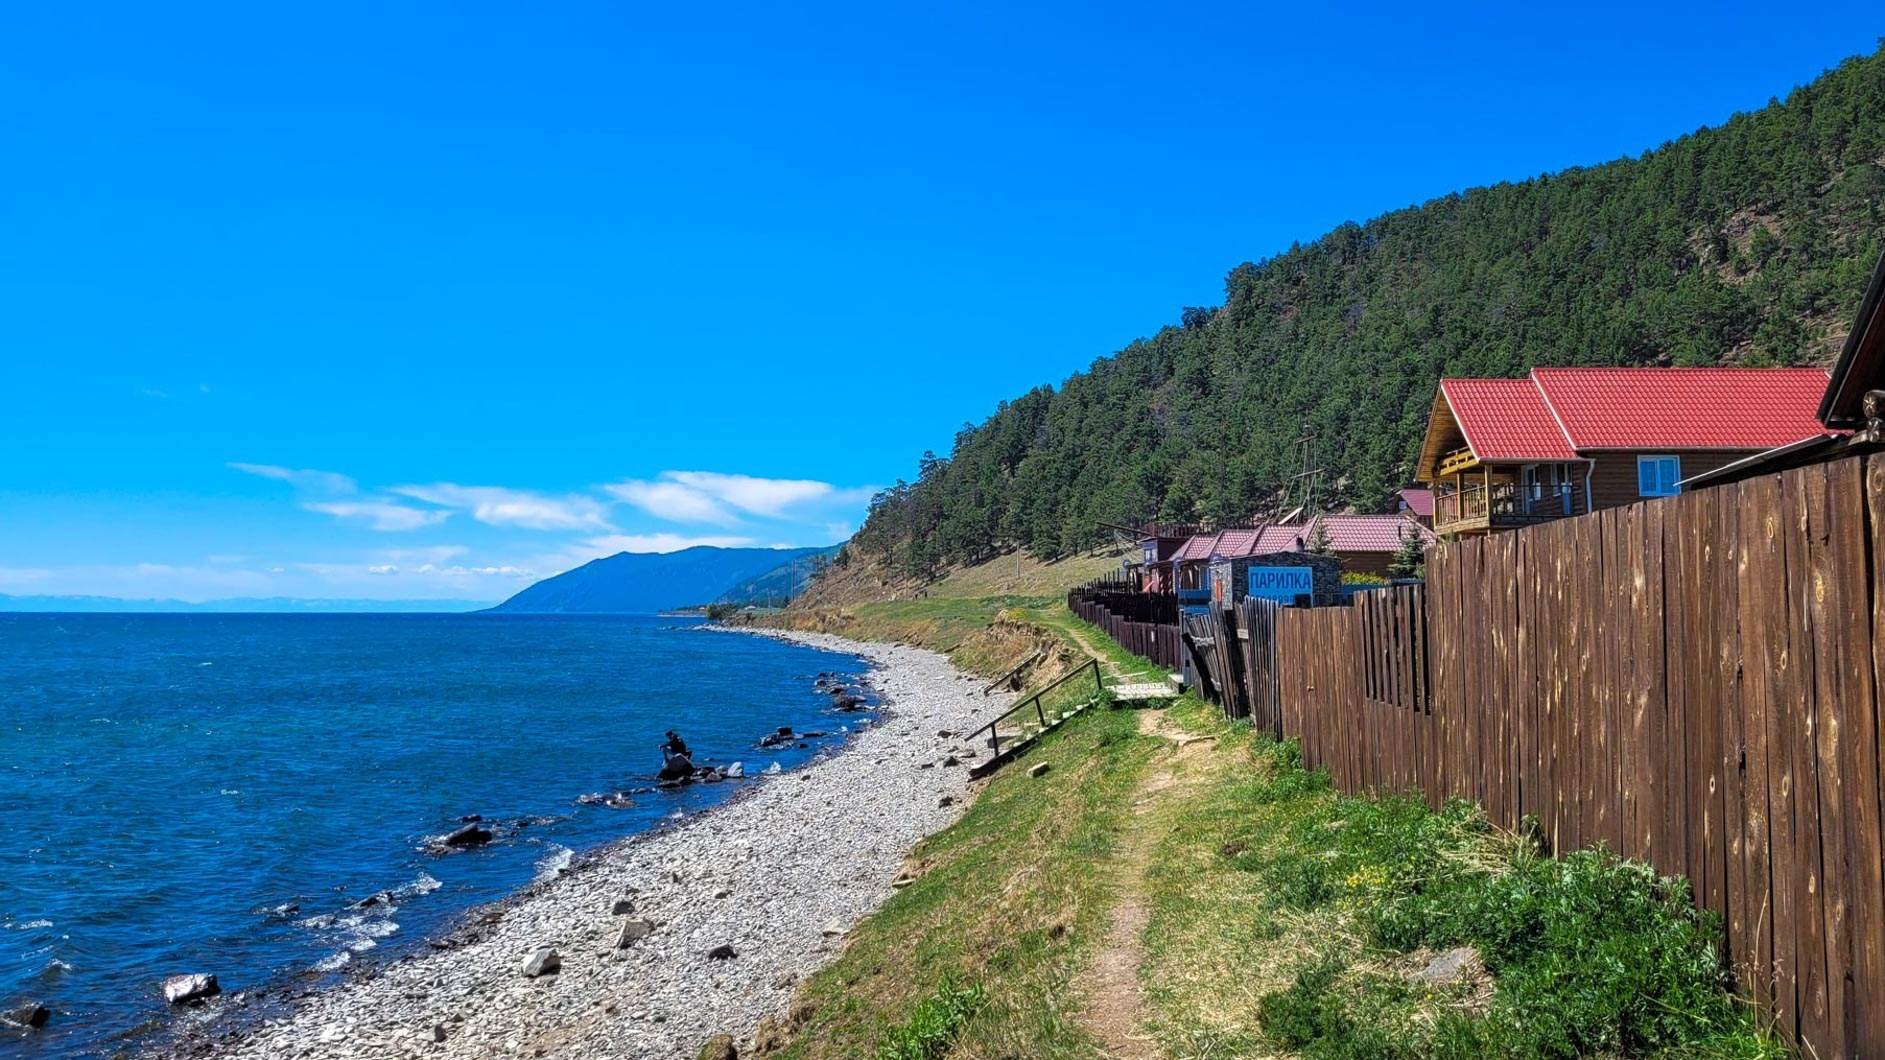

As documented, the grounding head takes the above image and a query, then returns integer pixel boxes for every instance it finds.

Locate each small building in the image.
[1414,367,1830,536]
[1171,533,1220,615]
[1207,539,1341,608]
[1299,514,1437,577]
[1392,487,1434,527]
[1130,524,1201,594]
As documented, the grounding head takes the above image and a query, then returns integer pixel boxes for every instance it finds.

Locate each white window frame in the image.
[1637,454,1682,497]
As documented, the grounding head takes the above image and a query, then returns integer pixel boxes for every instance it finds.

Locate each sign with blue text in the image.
[1247,566,1313,603]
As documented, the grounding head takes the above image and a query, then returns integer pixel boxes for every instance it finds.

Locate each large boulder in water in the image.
[3,1002,49,1029]
[442,824,493,849]
[163,973,220,1006]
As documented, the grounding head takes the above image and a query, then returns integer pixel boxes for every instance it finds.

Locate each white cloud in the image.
[604,471,875,525]
[367,564,399,575]
[0,567,55,589]
[304,501,451,532]
[604,480,738,525]
[229,462,357,495]
[391,483,612,531]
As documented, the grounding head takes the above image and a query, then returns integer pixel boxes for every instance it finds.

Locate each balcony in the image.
[1434,481,1581,535]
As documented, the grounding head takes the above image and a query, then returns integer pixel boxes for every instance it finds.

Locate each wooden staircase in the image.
[966,659,1105,778]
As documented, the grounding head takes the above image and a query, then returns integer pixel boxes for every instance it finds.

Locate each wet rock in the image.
[163,973,221,1005]
[758,727,795,749]
[458,814,483,823]
[698,1032,738,1060]
[521,948,561,978]
[3,1002,49,1030]
[442,823,493,849]
[615,920,655,948]
[1028,762,1051,778]
[1411,946,1481,986]
[705,944,737,961]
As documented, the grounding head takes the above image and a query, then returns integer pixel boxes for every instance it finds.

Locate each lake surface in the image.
[0,614,872,1057]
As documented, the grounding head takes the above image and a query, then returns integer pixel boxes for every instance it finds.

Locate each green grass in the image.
[1135,695,1783,1060]
[770,703,1156,1059]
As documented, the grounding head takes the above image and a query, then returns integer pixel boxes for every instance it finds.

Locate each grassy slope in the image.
[772,695,1153,1059]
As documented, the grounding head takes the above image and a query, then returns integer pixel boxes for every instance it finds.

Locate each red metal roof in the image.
[1252,525,1310,554]
[1529,367,1831,450]
[1314,515,1436,553]
[1396,487,1434,518]
[1440,378,1579,461]
[1211,528,1262,557]
[1172,533,1219,562]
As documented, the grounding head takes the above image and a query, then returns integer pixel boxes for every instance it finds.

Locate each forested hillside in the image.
[851,47,1885,577]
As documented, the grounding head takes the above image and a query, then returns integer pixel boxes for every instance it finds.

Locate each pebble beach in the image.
[151,630,996,1060]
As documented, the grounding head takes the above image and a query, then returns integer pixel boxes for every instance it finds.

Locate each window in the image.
[1638,455,1681,497]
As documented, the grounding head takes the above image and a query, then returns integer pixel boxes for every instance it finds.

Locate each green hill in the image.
[850,47,1885,577]
[713,544,841,605]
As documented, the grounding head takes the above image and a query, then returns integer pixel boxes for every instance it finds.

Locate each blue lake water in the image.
[0,613,873,1057]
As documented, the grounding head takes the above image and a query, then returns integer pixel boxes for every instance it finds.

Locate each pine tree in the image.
[1388,527,1425,580]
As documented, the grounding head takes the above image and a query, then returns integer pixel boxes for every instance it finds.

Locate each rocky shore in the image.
[153,631,997,1060]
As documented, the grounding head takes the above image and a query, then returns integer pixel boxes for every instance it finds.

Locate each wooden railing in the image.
[1434,482,1578,532]
[965,659,1103,763]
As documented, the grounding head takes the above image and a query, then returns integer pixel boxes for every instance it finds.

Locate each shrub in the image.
[874,976,986,1060]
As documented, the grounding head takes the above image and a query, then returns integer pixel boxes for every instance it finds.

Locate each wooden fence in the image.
[1092,455,1885,1057]
[1069,589,1184,672]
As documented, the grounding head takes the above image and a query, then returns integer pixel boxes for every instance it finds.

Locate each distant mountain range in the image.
[485,545,832,614]
[0,595,489,613]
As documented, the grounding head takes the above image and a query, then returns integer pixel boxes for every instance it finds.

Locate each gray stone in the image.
[1411,946,1481,986]
[705,943,737,960]
[521,948,561,978]
[442,823,493,848]
[162,973,221,1005]
[611,897,636,915]
[1028,762,1051,778]
[3,1002,49,1029]
[432,1023,448,1043]
[699,1032,738,1060]
[615,920,655,949]
[820,918,844,937]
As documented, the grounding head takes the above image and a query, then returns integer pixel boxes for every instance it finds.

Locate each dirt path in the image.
[1072,709,1206,1058]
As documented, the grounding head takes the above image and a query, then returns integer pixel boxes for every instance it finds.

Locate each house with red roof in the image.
[1414,367,1829,536]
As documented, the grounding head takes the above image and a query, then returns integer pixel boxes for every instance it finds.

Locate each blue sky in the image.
[2,4,1878,602]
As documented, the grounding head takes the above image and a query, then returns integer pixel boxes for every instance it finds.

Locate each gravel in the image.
[156,630,997,1060]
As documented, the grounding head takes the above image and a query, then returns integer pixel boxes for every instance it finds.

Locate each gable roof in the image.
[1439,378,1578,462]
[1420,367,1832,479]
[1310,515,1437,553]
[1531,367,1830,450]
[1211,528,1262,558]
[1820,248,1885,429]
[1396,487,1434,518]
[1172,533,1219,563]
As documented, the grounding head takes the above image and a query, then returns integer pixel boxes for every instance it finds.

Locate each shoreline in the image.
[148,629,998,1059]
